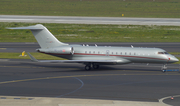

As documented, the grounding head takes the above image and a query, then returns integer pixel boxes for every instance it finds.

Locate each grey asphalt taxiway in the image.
[1,42,180,106]
[0,59,180,106]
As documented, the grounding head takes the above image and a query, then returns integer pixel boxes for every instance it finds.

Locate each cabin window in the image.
[93,51,95,54]
[98,51,100,54]
[134,53,136,55]
[125,52,127,55]
[89,51,91,54]
[120,52,122,55]
[129,53,131,55]
[116,52,118,55]
[112,52,113,54]
[85,51,87,54]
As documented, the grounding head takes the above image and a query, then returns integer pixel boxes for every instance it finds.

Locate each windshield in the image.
[158,52,169,54]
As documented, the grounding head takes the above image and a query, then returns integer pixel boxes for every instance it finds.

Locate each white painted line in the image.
[55,20,136,23]
[159,95,180,106]
[0,59,9,61]
[56,77,84,97]
[0,48,6,50]
[0,19,33,21]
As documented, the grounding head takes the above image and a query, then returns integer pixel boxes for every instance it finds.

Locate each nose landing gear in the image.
[161,64,167,73]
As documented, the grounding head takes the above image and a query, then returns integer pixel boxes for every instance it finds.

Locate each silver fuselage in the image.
[38,45,179,65]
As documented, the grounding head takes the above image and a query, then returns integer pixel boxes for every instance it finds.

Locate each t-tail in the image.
[8,24,68,49]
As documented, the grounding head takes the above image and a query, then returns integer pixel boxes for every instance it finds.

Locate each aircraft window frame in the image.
[158,52,169,54]
[158,52,164,54]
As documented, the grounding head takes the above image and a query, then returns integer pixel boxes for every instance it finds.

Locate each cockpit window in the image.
[158,52,169,54]
[158,52,164,54]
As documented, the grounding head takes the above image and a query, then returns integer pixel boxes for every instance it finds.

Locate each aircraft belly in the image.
[72,55,113,60]
[72,55,131,65]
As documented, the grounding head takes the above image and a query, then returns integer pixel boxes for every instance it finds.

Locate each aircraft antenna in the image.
[131,45,134,48]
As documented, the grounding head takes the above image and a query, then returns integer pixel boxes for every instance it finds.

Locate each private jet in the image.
[8,24,179,72]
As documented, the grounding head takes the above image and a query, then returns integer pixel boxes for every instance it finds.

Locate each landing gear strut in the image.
[84,63,100,71]
[161,64,167,73]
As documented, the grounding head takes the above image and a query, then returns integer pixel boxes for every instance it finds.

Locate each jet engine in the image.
[37,46,74,55]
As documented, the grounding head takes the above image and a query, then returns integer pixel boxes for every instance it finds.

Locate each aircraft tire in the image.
[85,65,91,71]
[93,65,99,69]
[162,69,166,73]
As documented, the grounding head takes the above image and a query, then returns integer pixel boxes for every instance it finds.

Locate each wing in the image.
[27,53,131,64]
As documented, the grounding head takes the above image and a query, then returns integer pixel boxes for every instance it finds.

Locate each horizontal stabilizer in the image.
[27,52,38,62]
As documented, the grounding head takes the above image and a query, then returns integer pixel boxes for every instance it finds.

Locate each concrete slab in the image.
[0,96,169,106]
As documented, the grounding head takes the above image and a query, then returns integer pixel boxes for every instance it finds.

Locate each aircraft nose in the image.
[169,57,179,63]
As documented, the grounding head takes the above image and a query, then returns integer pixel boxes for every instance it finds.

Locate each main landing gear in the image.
[161,64,167,73]
[85,63,99,71]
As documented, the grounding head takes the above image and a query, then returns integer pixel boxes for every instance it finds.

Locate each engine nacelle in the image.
[37,46,74,55]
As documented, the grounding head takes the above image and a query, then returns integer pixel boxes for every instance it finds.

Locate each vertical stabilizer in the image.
[8,24,68,49]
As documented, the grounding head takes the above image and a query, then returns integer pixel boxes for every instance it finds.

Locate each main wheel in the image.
[93,65,99,69]
[85,65,91,71]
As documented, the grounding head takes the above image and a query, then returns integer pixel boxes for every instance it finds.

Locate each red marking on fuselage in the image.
[39,52,168,61]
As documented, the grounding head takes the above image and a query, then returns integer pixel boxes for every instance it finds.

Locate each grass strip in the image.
[1,22,180,43]
[0,0,180,18]
[0,52,64,60]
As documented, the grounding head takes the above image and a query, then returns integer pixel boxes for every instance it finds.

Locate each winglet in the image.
[27,52,38,62]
